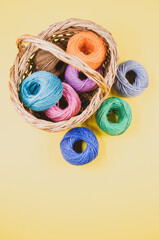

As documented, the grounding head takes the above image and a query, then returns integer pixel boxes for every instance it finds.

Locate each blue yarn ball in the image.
[60,127,99,165]
[20,71,63,111]
[114,60,149,97]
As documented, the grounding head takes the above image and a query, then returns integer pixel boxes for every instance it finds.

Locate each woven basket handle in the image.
[16,34,109,95]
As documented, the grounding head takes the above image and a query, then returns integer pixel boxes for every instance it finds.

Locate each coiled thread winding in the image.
[66,31,107,70]
[114,60,149,97]
[95,97,132,136]
[65,64,103,92]
[44,83,81,122]
[60,127,99,165]
[20,71,63,111]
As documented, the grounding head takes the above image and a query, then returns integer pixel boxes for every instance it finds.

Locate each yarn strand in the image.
[114,60,149,97]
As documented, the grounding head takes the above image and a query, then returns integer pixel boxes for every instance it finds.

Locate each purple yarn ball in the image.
[64,64,103,92]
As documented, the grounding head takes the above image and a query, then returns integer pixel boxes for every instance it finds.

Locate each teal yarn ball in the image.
[20,71,63,111]
[95,97,132,136]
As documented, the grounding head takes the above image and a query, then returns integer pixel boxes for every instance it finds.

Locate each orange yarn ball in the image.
[66,31,107,70]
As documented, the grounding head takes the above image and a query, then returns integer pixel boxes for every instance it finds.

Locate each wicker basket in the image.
[9,18,119,132]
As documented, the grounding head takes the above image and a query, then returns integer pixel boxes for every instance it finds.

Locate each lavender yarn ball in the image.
[114,60,149,97]
[65,64,103,92]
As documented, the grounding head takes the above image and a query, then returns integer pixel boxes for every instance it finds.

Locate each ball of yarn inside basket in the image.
[33,47,66,77]
[114,60,149,97]
[60,127,99,165]
[65,64,103,92]
[20,71,63,111]
[66,31,106,70]
[44,83,81,122]
[95,97,132,136]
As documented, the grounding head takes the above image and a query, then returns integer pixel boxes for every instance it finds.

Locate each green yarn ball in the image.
[95,97,132,136]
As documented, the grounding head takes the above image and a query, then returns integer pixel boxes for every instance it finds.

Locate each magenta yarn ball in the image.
[64,64,103,92]
[44,83,81,122]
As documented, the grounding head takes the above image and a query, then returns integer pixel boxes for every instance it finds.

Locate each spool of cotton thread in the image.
[65,64,103,92]
[20,71,63,111]
[95,97,132,136]
[44,83,81,122]
[60,127,99,165]
[114,60,149,97]
[66,31,106,70]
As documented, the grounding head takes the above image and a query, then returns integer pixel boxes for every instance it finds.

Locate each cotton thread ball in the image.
[65,64,103,92]
[33,47,66,77]
[66,31,106,70]
[60,127,99,165]
[20,71,63,111]
[114,60,149,97]
[44,83,81,122]
[95,97,132,136]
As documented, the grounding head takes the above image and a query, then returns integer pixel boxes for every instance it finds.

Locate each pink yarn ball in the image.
[44,83,81,122]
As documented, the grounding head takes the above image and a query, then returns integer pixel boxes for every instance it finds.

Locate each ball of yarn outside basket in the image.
[44,83,81,122]
[66,31,106,70]
[65,64,103,92]
[114,60,149,97]
[33,47,66,77]
[95,97,132,136]
[60,127,99,165]
[20,71,63,111]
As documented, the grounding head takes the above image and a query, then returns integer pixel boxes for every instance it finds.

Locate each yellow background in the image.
[0,0,159,239]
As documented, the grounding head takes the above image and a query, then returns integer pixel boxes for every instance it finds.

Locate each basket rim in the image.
[9,18,119,132]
